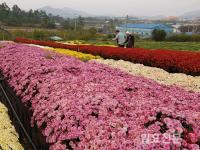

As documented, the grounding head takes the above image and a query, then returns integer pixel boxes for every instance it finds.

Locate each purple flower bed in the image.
[0,42,200,150]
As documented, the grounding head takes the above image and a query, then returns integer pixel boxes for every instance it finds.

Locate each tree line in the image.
[0,2,85,29]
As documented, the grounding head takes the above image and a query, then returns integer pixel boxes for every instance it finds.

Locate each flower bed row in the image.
[40,44,200,92]
[0,102,24,150]
[92,59,200,92]
[14,37,200,76]
[5,42,200,91]
[1,42,200,149]
[44,47,101,61]
[22,44,101,61]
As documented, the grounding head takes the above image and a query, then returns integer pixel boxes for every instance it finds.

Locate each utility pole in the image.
[75,18,77,31]
[74,14,77,31]
[126,15,128,31]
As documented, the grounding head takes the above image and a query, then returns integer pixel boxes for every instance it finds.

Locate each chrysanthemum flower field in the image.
[44,47,101,61]
[0,102,24,150]
[0,40,200,150]
[14,37,200,76]
[92,59,200,92]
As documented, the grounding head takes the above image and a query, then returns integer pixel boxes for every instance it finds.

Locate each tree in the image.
[0,3,10,22]
[63,19,71,29]
[77,16,84,28]
[152,29,167,41]
[88,27,97,35]
[12,5,21,16]
[0,3,66,28]
[46,22,56,29]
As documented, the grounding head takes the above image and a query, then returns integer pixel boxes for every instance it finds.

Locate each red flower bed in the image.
[14,37,200,76]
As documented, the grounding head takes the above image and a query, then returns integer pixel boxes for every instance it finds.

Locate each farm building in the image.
[116,23,173,37]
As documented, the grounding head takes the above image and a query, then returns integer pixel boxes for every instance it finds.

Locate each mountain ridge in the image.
[180,10,200,18]
[39,6,200,19]
[39,6,93,18]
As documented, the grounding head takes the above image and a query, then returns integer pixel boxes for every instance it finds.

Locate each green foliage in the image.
[166,34,200,42]
[133,34,140,41]
[73,40,200,52]
[0,2,63,28]
[0,32,10,40]
[77,16,84,27]
[63,19,73,30]
[100,34,114,41]
[88,27,97,35]
[0,27,13,40]
[75,28,97,40]
[62,16,85,30]
[135,41,200,51]
[152,29,167,41]
[33,30,46,40]
[8,28,98,41]
[107,34,114,39]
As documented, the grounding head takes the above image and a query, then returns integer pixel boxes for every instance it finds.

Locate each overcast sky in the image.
[1,0,200,16]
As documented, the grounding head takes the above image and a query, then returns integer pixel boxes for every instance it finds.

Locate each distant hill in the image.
[181,10,200,19]
[39,6,200,20]
[39,6,92,18]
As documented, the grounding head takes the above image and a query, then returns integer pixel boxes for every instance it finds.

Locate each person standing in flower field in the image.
[112,30,126,47]
[125,31,135,48]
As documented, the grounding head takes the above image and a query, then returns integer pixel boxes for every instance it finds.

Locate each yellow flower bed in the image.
[63,40,85,45]
[44,47,101,61]
[61,41,116,47]
[0,102,24,150]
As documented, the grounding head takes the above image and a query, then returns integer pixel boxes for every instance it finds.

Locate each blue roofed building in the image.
[116,23,173,38]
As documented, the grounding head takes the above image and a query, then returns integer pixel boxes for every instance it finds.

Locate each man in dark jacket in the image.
[125,31,135,48]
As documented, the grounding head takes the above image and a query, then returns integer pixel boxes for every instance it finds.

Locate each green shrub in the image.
[190,34,200,42]
[152,29,167,41]
[134,34,140,41]
[7,28,102,41]
[33,30,46,40]
[0,32,11,40]
[166,34,200,42]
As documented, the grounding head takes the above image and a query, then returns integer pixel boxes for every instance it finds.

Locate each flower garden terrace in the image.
[0,41,200,150]
[14,37,200,76]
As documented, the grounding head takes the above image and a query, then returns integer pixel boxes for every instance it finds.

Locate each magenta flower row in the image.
[0,42,200,150]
